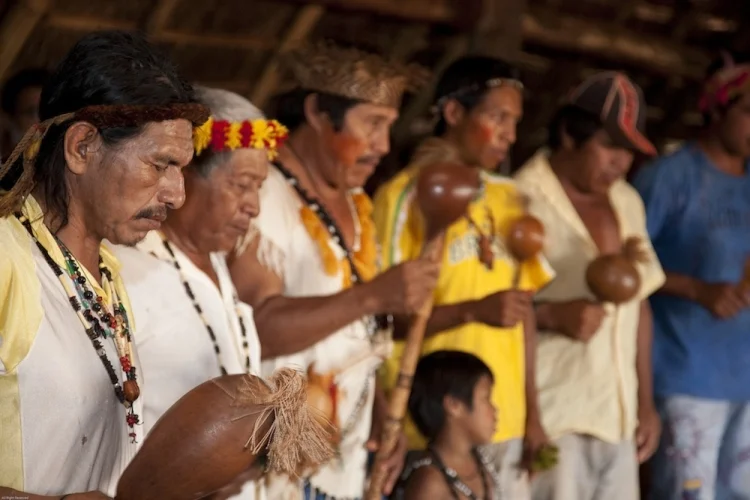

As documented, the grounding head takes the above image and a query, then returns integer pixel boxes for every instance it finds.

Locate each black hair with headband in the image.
[432,56,522,136]
[0,31,208,223]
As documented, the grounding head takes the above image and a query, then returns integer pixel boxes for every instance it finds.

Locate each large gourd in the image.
[586,237,647,304]
[116,369,333,500]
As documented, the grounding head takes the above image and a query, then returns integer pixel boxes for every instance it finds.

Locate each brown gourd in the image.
[415,162,481,241]
[116,369,334,500]
[586,237,648,304]
[506,214,545,262]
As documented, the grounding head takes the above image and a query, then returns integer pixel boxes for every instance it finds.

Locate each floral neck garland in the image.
[274,162,377,288]
[156,233,252,375]
[17,213,141,442]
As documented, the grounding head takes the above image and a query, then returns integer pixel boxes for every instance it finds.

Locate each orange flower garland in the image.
[299,192,377,288]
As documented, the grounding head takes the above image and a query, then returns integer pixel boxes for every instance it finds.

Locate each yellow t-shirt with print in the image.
[373,161,555,447]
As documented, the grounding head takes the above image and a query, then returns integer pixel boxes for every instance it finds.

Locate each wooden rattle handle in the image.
[365,235,444,499]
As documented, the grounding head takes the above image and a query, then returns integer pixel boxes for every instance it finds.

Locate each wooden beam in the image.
[46,15,274,51]
[144,0,180,36]
[250,5,325,107]
[471,0,527,60]
[522,7,710,79]
[0,0,52,80]
[275,0,469,25]
[389,25,429,62]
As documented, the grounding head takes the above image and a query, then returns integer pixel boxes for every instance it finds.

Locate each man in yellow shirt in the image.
[374,56,555,498]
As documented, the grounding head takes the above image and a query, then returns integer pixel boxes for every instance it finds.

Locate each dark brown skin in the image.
[520,308,549,474]
[657,92,750,316]
[441,86,523,171]
[35,119,194,283]
[366,379,409,495]
[635,300,660,463]
[534,299,606,342]
[161,148,268,287]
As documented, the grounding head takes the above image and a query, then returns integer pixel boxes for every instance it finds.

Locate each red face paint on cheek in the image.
[323,125,368,169]
[477,123,494,144]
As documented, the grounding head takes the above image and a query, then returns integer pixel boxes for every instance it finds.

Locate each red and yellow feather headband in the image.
[193,117,289,160]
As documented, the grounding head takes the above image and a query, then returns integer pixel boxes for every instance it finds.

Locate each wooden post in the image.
[0,0,51,81]
[251,5,325,108]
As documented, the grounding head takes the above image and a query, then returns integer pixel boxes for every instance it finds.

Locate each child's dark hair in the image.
[408,350,493,441]
[433,56,520,137]
[547,104,603,151]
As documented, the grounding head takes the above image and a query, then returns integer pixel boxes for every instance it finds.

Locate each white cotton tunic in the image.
[250,166,383,500]
[116,231,263,431]
[114,230,264,500]
[0,196,142,496]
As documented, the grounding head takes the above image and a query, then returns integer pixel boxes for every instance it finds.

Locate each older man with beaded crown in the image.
[114,86,286,499]
[0,31,208,499]
[228,41,439,500]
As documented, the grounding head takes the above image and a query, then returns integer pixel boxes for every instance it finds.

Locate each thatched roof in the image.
[1,0,748,179]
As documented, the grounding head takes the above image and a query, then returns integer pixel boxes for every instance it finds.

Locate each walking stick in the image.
[366,162,480,500]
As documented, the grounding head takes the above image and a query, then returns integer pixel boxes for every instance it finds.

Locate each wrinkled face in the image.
[453,375,497,446]
[568,130,634,195]
[79,119,194,246]
[321,102,399,189]
[14,86,42,133]
[185,148,268,253]
[452,86,523,171]
[716,92,750,158]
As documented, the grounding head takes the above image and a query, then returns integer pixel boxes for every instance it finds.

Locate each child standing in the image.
[397,351,500,500]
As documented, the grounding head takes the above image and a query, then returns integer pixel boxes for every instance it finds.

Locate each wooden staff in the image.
[366,162,480,499]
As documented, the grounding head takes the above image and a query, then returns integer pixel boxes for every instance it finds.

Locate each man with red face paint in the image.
[374,56,556,499]
[515,72,665,500]
[633,52,750,500]
[228,42,438,500]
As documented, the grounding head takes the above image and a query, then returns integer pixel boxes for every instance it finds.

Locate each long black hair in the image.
[30,30,197,228]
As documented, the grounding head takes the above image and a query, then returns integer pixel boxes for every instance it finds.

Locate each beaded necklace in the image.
[17,213,141,442]
[158,233,252,375]
[401,447,502,500]
[273,160,390,338]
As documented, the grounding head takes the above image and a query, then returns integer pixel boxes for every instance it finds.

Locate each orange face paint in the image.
[322,124,368,169]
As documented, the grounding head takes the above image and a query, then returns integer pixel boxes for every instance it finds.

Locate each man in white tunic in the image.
[0,31,208,498]
[115,87,283,499]
[228,43,439,500]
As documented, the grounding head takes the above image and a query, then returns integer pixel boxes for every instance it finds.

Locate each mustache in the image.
[135,206,168,221]
[356,156,381,165]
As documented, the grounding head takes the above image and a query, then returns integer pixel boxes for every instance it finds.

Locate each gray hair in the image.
[191,86,266,177]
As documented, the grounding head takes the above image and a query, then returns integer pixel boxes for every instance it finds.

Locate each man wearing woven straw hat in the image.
[228,42,438,500]
[114,86,286,500]
[0,31,208,499]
